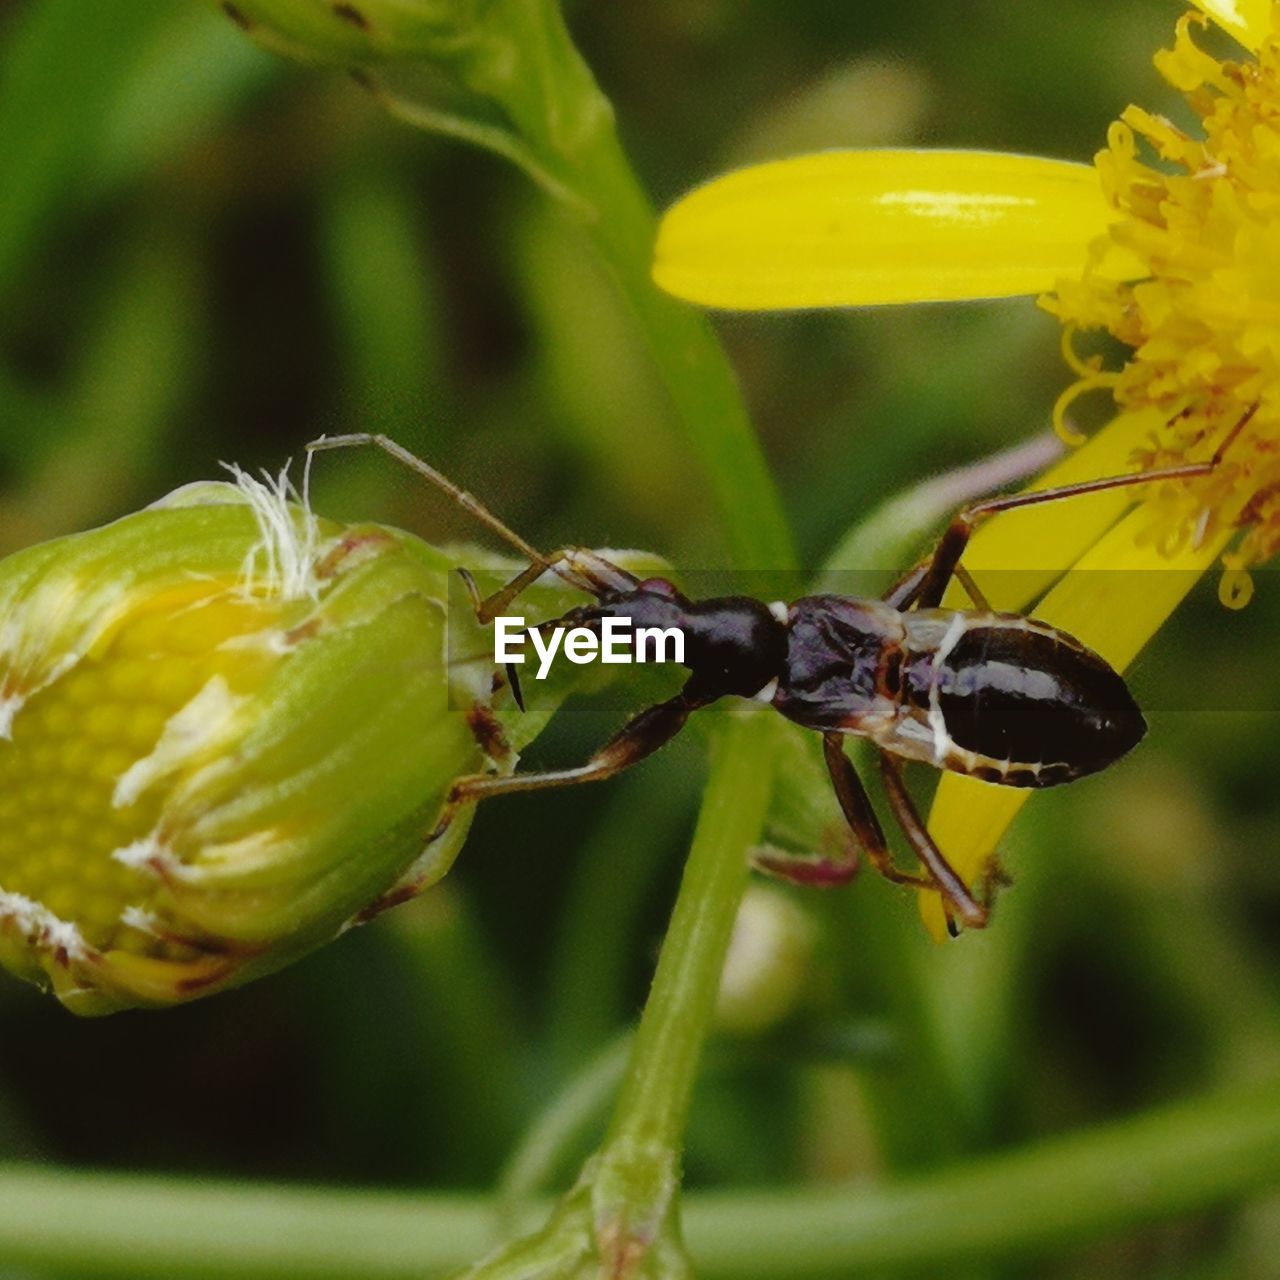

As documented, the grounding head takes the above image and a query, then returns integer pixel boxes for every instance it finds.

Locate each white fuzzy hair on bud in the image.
[0,890,88,961]
[221,458,321,603]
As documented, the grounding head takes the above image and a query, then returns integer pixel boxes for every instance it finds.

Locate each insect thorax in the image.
[771,596,904,731]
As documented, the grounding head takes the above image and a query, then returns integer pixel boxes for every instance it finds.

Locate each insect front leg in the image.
[306,434,641,619]
[467,548,641,624]
[307,432,548,565]
[422,693,698,843]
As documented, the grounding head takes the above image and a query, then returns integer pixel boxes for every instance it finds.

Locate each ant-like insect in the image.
[310,404,1255,932]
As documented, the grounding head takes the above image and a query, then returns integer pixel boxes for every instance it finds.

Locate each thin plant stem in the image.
[582,714,778,1259]
[5,1077,1280,1276]
[356,72,590,213]
[817,430,1065,591]
[560,127,796,578]
[603,718,776,1155]
[543,753,701,1067]
[375,0,797,577]
[474,5,798,1233]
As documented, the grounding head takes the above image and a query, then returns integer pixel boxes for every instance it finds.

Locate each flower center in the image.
[0,584,281,958]
[1043,11,1280,604]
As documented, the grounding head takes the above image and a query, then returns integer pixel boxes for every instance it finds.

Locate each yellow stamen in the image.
[1051,373,1122,448]
[1042,9,1280,588]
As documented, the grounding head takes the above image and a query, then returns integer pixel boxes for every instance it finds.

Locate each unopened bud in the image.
[715,885,816,1035]
[0,472,485,1014]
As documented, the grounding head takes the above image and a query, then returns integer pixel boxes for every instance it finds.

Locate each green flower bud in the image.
[0,473,489,1014]
[218,0,483,65]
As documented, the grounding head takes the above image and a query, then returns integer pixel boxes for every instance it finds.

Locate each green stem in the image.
[468,0,796,576]
[470,7,793,1226]
[5,1078,1280,1277]
[496,1031,633,1219]
[228,2,796,1266]
[687,1077,1280,1274]
[583,715,778,1256]
[563,129,796,577]
[607,717,776,1155]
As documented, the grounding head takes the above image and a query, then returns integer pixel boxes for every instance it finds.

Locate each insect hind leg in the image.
[878,750,989,929]
[905,401,1260,611]
[820,733,936,891]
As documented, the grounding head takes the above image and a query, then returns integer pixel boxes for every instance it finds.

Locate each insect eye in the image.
[637,577,679,598]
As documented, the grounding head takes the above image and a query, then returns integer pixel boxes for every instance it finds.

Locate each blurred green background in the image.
[3,0,1280,1276]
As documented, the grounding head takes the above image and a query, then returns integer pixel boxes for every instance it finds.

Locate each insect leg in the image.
[881,564,928,610]
[888,562,989,612]
[751,733,869,888]
[471,548,640,624]
[877,751,989,930]
[953,564,990,612]
[909,402,1260,610]
[822,734,932,891]
[423,694,696,841]
[502,613,598,712]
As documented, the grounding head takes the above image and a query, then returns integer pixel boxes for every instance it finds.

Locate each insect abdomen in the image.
[900,613,1146,788]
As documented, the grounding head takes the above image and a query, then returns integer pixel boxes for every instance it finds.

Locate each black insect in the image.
[310,409,1252,931]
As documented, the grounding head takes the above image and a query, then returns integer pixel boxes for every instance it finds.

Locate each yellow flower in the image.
[652,0,1279,937]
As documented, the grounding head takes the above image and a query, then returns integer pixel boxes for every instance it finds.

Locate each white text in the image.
[494,616,684,679]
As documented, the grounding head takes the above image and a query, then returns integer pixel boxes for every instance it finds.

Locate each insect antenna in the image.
[307,434,638,648]
[307,433,550,569]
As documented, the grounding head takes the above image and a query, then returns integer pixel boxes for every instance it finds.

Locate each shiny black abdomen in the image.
[923,619,1146,784]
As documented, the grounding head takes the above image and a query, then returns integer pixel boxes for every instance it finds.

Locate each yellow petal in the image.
[1188,0,1270,51]
[920,504,1232,939]
[653,151,1133,309]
